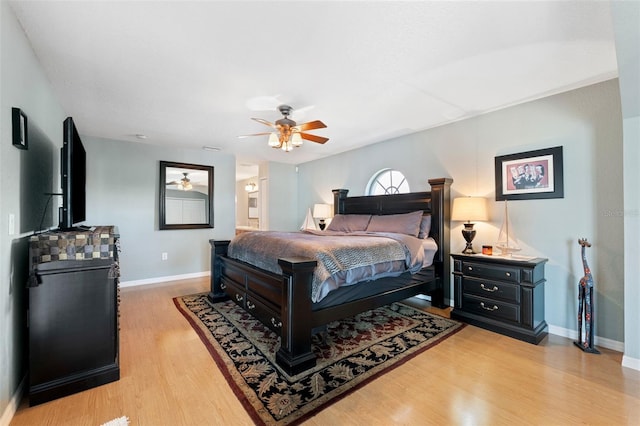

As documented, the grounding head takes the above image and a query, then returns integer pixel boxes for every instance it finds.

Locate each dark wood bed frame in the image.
[208,178,452,375]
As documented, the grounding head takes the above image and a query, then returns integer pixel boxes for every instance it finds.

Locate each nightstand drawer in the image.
[462,294,520,323]
[463,277,520,304]
[462,261,520,283]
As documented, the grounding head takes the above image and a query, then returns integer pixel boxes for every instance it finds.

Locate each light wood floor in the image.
[11,277,640,425]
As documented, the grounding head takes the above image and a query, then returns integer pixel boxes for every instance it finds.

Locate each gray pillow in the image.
[366,210,424,237]
[418,215,432,239]
[326,214,372,232]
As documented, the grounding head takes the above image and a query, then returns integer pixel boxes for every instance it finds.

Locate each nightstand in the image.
[450,253,548,344]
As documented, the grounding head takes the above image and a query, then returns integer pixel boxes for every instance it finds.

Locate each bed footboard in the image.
[209,240,319,375]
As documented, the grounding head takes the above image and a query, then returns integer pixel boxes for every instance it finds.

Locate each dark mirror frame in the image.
[159,161,214,230]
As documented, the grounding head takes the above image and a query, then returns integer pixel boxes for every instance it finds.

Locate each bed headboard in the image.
[332,178,453,295]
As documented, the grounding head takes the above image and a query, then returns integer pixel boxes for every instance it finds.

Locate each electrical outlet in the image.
[161,252,168,261]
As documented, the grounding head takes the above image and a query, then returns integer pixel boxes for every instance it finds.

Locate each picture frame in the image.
[248,192,258,219]
[12,107,28,150]
[159,161,214,230]
[495,146,563,201]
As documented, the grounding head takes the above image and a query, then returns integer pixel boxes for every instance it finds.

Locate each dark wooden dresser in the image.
[450,253,548,344]
[27,226,120,405]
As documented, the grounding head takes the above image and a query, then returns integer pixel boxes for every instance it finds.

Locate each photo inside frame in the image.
[502,154,555,195]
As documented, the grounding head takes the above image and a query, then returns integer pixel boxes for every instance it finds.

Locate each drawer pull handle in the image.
[468,267,473,271]
[480,302,499,311]
[480,283,498,292]
[235,294,243,302]
[220,282,227,290]
[271,317,282,328]
[247,301,256,310]
[505,272,511,277]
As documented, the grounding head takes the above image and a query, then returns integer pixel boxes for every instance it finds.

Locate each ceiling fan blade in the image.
[251,118,277,128]
[300,133,329,144]
[295,120,326,132]
[238,132,272,139]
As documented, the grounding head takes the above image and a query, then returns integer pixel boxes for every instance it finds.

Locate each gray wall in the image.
[0,1,67,418]
[612,0,640,368]
[83,136,236,283]
[263,161,299,232]
[298,80,625,346]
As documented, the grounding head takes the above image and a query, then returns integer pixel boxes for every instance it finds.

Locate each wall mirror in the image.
[159,161,214,230]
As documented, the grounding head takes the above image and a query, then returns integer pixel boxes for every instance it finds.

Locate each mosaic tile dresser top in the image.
[30,226,119,264]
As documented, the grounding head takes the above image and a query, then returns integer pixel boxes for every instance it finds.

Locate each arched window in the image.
[366,169,410,195]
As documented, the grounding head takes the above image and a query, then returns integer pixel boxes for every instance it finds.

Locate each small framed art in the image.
[12,107,28,150]
[248,192,258,219]
[495,146,564,201]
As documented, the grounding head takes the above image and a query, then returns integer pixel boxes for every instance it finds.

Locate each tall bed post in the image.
[428,178,453,306]
[208,240,230,304]
[333,189,349,215]
[275,258,318,376]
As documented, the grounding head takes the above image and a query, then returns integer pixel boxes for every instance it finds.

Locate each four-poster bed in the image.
[208,178,452,375]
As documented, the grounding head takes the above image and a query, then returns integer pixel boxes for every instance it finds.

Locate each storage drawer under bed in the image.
[246,293,282,333]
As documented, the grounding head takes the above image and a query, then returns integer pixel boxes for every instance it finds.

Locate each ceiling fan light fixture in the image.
[291,132,303,147]
[179,172,192,190]
[242,105,328,152]
[268,132,280,147]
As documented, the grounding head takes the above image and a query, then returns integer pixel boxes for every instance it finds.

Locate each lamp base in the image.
[318,220,326,231]
[461,223,477,254]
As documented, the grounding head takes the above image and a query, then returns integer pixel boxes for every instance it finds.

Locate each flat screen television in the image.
[59,117,86,230]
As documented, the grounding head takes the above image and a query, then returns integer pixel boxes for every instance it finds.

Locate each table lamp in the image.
[313,203,332,230]
[451,196,488,254]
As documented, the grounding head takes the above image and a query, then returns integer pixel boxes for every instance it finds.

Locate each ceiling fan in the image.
[167,172,192,190]
[239,104,328,152]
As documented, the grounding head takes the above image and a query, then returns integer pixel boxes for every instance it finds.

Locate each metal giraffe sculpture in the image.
[574,238,600,354]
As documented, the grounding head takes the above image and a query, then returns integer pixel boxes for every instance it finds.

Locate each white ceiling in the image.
[10,1,618,180]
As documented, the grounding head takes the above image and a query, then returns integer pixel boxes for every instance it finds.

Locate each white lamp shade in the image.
[268,133,280,147]
[451,197,488,222]
[291,132,303,146]
[313,203,332,219]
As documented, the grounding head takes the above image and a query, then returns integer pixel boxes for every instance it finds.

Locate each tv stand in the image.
[27,226,120,405]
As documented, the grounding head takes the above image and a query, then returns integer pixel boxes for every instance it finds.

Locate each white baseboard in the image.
[0,375,26,426]
[120,271,210,288]
[622,355,640,371]
[547,324,625,353]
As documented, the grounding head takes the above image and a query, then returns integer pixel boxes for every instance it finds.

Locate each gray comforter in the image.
[227,230,426,303]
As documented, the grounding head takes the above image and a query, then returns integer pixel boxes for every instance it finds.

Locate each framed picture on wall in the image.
[495,146,564,201]
[12,107,28,150]
[248,192,258,218]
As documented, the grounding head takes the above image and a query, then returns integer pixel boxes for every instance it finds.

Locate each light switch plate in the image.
[8,214,15,235]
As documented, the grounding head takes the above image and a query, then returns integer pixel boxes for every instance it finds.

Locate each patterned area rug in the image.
[174,293,464,426]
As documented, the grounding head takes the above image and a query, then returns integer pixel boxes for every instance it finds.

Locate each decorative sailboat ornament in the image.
[495,200,521,256]
[300,208,317,231]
